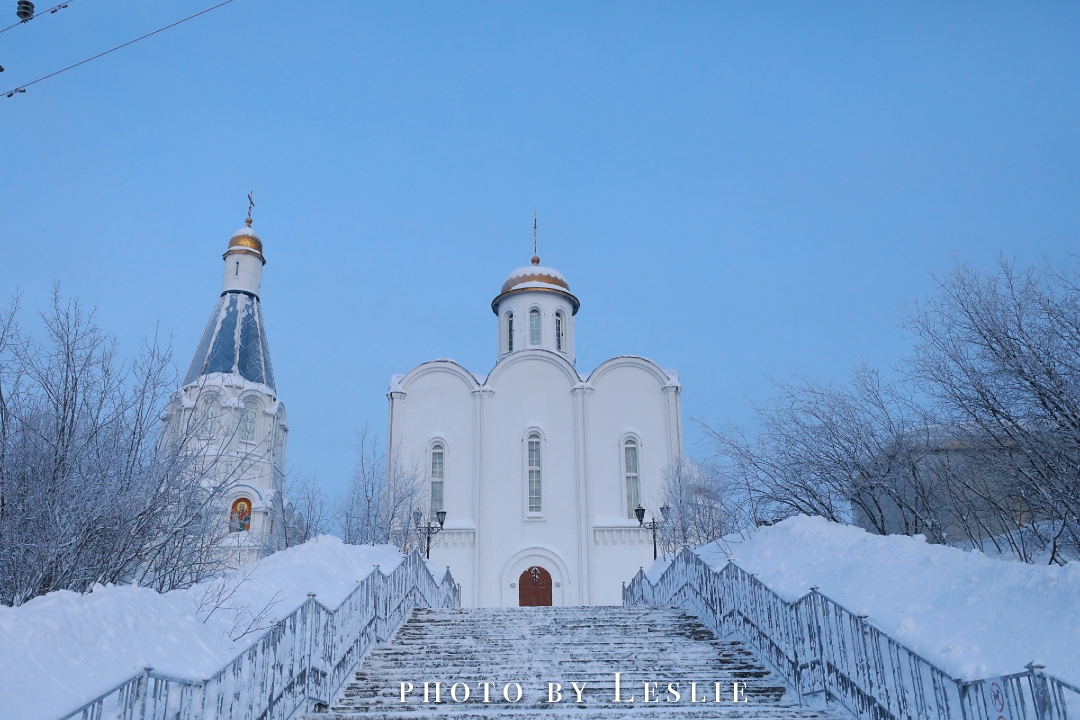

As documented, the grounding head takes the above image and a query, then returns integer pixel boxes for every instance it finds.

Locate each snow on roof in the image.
[649,515,1080,685]
[505,264,567,283]
[511,280,569,291]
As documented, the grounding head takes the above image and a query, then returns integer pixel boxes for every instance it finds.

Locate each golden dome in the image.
[499,271,570,295]
[492,258,579,314]
[223,219,266,264]
[229,233,263,253]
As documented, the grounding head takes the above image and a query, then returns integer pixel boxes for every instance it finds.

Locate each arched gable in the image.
[485,348,581,389]
[397,359,482,395]
[586,355,676,389]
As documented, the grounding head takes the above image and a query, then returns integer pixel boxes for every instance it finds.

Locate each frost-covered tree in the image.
[284,470,329,546]
[336,426,424,552]
[703,364,941,532]
[903,258,1080,563]
[655,458,750,556]
[0,290,240,605]
[702,257,1080,564]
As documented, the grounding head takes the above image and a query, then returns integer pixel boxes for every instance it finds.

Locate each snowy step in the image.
[311,606,836,720]
[316,708,833,720]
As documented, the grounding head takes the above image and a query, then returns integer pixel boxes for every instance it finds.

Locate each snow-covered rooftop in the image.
[231,225,260,241]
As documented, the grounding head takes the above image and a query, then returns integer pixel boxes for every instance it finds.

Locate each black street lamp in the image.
[413,509,447,559]
[635,504,670,560]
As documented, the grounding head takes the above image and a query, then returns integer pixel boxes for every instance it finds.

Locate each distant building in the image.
[165,218,291,566]
[388,253,684,607]
[849,428,1032,547]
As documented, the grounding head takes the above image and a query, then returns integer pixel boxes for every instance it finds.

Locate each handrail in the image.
[624,547,1077,720]
[59,550,460,720]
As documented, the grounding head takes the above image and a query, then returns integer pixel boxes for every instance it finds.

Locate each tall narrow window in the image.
[529,309,541,346]
[528,433,542,512]
[240,399,257,442]
[507,312,514,353]
[430,443,445,512]
[625,440,640,519]
[555,312,564,352]
[198,396,220,437]
[235,260,240,277]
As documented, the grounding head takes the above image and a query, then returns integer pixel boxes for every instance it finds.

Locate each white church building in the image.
[388,252,684,607]
[165,218,291,566]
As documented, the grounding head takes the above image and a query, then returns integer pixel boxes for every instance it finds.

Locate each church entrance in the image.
[518,566,552,606]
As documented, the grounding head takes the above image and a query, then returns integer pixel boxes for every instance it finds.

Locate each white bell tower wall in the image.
[222,249,264,296]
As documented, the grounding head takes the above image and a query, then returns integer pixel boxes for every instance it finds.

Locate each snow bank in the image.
[648,516,1080,686]
[0,537,407,720]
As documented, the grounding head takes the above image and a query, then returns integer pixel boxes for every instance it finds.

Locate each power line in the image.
[3,0,238,98]
[0,1,75,38]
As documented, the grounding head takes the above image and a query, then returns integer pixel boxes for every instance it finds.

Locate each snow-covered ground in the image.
[648,515,1080,686]
[0,537,417,720]
[7,520,1075,720]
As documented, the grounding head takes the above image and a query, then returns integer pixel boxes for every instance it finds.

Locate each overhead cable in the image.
[0,1,74,37]
[3,0,238,98]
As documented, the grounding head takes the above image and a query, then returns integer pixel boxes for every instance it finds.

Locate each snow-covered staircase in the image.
[317,606,837,719]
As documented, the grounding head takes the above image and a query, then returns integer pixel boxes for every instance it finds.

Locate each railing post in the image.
[304,592,316,712]
[138,667,152,720]
[373,564,384,642]
[1026,662,1051,720]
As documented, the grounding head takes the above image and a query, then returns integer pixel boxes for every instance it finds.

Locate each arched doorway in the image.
[518,566,552,606]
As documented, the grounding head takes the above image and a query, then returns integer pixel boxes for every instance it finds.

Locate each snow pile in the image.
[0,537,410,720]
[649,516,1080,685]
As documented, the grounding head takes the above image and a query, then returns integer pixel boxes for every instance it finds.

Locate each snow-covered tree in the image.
[336,426,425,552]
[655,458,750,556]
[702,258,1080,564]
[0,290,242,605]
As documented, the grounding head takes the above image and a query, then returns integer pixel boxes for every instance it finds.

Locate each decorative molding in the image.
[592,525,652,546]
[431,529,476,549]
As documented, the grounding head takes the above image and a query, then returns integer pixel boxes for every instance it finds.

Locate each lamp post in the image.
[635,504,670,560]
[413,509,447,559]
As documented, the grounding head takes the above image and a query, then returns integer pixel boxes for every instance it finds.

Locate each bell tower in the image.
[166,215,291,567]
[221,217,265,296]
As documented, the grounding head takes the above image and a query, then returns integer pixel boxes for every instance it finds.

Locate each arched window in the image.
[240,399,258,442]
[529,309,541,346]
[506,312,514,353]
[430,443,445,512]
[231,497,252,532]
[198,396,220,437]
[528,433,542,512]
[624,439,640,519]
[555,312,564,352]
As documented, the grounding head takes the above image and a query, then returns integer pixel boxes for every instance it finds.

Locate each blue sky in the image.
[2,2,1078,499]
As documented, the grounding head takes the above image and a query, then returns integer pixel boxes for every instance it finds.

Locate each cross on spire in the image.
[246,191,255,227]
[531,211,539,265]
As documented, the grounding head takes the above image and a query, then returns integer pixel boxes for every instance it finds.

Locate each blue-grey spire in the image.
[183,220,275,390]
[183,290,276,389]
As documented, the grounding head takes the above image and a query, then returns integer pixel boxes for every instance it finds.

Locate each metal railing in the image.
[624,547,1078,720]
[61,550,460,720]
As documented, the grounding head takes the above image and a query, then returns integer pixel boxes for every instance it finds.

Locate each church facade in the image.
[165,219,291,566]
[388,254,683,606]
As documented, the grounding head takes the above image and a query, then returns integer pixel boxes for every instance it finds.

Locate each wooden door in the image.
[518,566,553,606]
